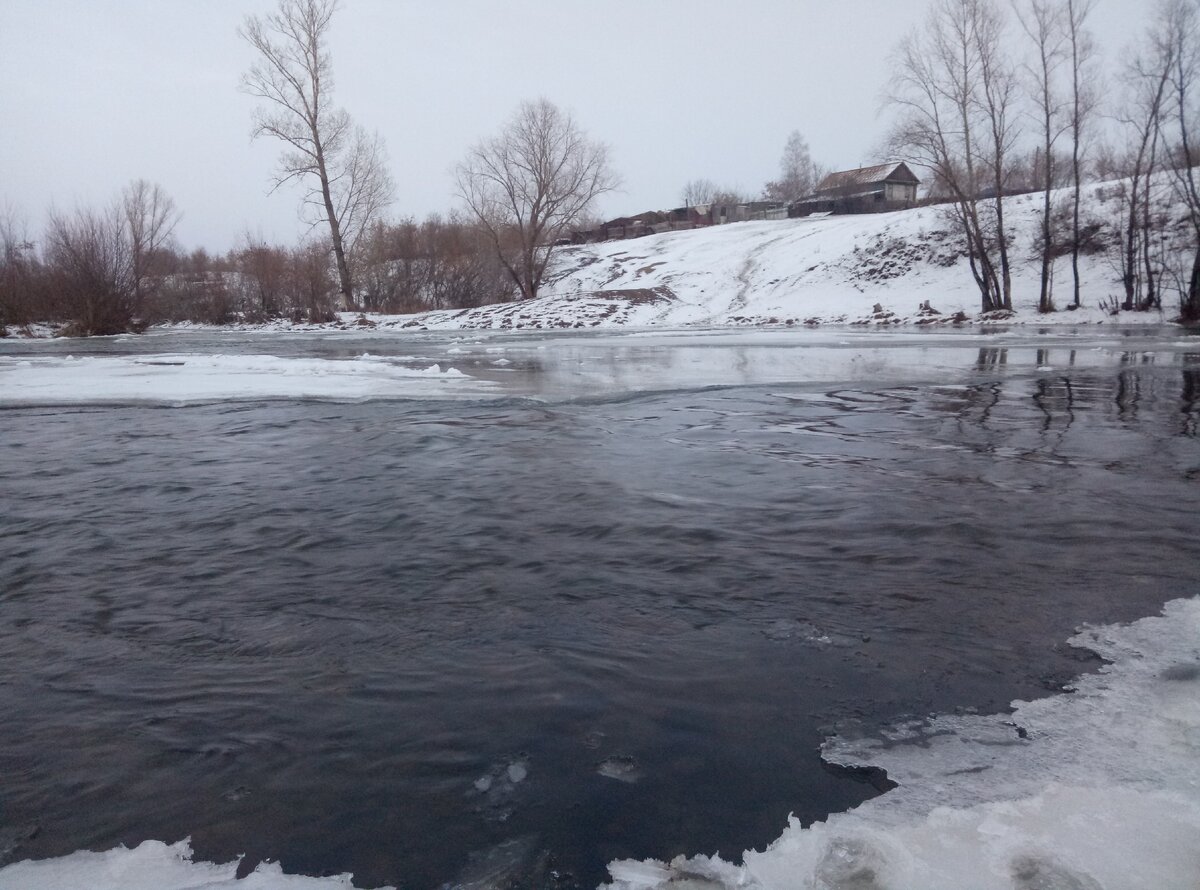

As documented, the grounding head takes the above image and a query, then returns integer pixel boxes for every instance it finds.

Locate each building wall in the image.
[884,182,917,203]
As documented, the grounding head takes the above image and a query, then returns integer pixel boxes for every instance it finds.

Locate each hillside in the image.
[388,180,1186,331]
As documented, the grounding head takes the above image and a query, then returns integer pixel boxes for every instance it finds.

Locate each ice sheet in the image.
[0,353,494,406]
[1,328,1190,407]
[603,597,1200,889]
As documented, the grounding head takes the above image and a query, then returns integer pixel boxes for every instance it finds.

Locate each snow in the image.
[602,597,1200,890]
[0,839,391,890]
[0,353,492,406]
[5,180,1185,342]
[1,327,1190,407]
[355,181,1182,332]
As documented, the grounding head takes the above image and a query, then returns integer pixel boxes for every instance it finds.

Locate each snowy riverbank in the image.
[4,179,1190,341]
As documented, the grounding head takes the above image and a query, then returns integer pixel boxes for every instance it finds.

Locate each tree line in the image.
[0,190,529,335]
[674,0,1200,322]
[887,0,1200,320]
[6,0,1200,336]
[1,0,616,336]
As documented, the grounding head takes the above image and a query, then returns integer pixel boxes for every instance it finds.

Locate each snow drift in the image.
[384,180,1183,332]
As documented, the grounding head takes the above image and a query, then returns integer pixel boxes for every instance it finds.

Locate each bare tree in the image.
[712,188,748,204]
[45,202,135,335]
[122,180,180,317]
[763,130,824,202]
[1161,0,1200,321]
[456,98,618,301]
[680,178,717,207]
[888,0,1007,313]
[975,0,1020,310]
[240,0,393,311]
[1065,0,1098,308]
[336,127,394,285]
[1114,11,1175,310]
[232,233,291,319]
[1016,0,1068,312]
[287,239,339,322]
[0,207,39,332]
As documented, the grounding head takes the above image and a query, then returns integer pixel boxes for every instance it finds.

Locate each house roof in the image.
[815,162,920,194]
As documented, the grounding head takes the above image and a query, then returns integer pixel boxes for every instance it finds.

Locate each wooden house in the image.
[790,162,920,217]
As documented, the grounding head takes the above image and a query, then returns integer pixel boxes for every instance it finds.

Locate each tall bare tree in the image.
[1115,10,1175,310]
[889,0,1008,312]
[975,0,1020,310]
[680,178,717,208]
[1065,0,1098,308]
[1016,0,1068,312]
[240,0,393,311]
[122,180,180,317]
[1163,0,1200,321]
[456,99,618,301]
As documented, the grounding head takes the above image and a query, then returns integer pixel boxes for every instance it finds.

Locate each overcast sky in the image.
[2,0,1148,253]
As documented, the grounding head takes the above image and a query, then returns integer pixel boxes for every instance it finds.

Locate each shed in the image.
[791,162,920,216]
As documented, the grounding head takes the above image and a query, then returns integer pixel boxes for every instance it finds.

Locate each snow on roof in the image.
[815,162,919,193]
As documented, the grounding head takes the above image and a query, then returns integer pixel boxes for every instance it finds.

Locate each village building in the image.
[573,205,712,243]
[711,200,788,225]
[790,162,920,217]
[571,163,920,243]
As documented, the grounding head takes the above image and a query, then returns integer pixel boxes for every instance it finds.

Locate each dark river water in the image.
[1,328,1199,888]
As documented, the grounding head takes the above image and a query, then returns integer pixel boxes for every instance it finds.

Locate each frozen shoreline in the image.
[605,596,1200,889]
[2,597,1196,890]
[1,325,1194,408]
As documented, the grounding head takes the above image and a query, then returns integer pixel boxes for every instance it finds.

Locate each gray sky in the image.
[2,0,1148,253]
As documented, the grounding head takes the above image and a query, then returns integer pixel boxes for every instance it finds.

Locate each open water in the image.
[1,327,1198,888]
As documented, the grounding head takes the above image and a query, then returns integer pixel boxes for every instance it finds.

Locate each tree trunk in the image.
[1185,246,1200,323]
[994,192,1012,311]
[1070,148,1082,308]
[1122,172,1140,311]
[1038,148,1053,312]
[315,146,354,311]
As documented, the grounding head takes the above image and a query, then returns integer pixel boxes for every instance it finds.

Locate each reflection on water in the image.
[1,331,1199,889]
[1181,364,1200,438]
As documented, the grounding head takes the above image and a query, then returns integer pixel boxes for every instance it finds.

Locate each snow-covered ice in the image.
[0,327,1189,407]
[0,353,492,406]
[0,838,392,890]
[603,597,1200,890]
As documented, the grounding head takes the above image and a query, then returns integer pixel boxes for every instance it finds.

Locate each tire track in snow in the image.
[725,232,798,317]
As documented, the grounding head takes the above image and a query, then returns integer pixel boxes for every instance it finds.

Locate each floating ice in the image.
[597,755,642,785]
[0,838,392,890]
[468,757,532,824]
[603,597,1200,889]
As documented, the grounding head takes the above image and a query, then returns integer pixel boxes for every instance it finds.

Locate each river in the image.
[1,325,1197,888]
